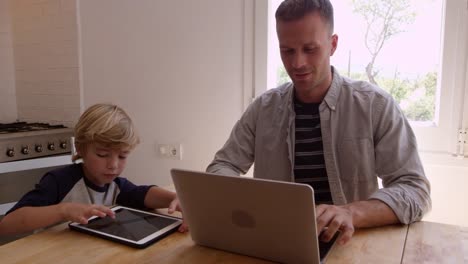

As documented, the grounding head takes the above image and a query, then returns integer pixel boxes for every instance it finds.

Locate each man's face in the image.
[79,143,131,187]
[277,12,338,102]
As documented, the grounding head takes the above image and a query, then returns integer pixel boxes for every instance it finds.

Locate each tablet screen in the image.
[84,208,179,242]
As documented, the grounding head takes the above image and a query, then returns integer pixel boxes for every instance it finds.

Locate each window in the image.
[263,0,468,155]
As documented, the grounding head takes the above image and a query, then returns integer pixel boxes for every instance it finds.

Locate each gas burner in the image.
[0,122,67,134]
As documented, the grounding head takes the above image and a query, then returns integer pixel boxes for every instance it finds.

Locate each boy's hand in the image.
[60,203,115,224]
[168,198,189,232]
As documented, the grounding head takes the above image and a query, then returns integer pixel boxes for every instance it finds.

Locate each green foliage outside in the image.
[364,70,436,121]
[276,66,436,122]
[275,0,437,122]
[348,0,437,122]
[277,66,291,86]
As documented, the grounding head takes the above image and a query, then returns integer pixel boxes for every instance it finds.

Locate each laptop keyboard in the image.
[319,232,339,260]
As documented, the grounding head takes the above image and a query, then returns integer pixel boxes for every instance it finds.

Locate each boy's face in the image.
[79,143,131,187]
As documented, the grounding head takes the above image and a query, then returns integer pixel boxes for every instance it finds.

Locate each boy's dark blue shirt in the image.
[7,163,152,215]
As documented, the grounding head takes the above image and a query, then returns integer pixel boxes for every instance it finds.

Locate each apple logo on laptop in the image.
[231,210,256,228]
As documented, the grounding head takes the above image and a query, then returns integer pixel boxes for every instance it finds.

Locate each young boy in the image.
[0,103,187,235]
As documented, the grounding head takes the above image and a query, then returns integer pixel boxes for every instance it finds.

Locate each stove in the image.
[0,122,74,163]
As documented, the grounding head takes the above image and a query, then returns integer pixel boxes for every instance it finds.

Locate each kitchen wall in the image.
[418,152,468,226]
[7,0,80,127]
[78,0,247,186]
[0,0,17,122]
[422,163,468,227]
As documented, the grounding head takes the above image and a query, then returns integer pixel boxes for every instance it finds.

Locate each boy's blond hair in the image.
[72,103,140,162]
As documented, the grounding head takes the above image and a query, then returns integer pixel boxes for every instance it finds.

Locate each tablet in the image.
[68,206,182,248]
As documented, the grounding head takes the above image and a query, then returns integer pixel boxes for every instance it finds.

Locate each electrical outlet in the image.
[157,143,183,160]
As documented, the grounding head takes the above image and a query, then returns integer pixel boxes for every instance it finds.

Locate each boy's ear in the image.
[75,144,85,157]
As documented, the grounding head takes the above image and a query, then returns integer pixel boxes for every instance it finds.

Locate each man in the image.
[207,0,431,245]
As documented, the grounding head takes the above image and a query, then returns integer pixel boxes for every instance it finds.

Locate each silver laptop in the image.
[171,169,338,264]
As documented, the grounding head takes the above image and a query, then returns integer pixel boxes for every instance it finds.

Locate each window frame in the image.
[253,0,468,156]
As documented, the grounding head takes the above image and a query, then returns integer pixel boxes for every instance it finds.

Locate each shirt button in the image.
[330,106,336,110]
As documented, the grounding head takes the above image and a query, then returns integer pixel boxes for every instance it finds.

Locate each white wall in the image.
[0,0,17,122]
[9,0,80,127]
[420,153,468,227]
[78,0,246,186]
[422,164,468,227]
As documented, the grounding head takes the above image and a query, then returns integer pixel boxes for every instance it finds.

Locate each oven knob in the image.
[21,146,29,155]
[59,141,67,149]
[35,145,43,153]
[48,143,55,151]
[6,148,14,157]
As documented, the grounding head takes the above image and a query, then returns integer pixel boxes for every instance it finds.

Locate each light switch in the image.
[157,143,182,160]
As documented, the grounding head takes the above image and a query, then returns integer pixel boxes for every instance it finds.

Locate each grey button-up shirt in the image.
[207,68,431,224]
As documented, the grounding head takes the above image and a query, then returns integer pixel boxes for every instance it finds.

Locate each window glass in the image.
[267,0,443,125]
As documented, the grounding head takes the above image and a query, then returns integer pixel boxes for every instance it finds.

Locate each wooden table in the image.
[0,218,466,264]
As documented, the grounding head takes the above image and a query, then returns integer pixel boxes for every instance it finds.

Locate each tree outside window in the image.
[272,0,442,123]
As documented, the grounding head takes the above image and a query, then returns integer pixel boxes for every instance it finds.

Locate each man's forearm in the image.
[343,199,400,228]
[206,160,243,176]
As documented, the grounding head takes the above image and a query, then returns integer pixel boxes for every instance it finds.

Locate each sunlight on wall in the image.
[423,164,468,227]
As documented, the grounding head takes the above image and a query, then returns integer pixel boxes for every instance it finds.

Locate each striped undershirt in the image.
[294,98,333,205]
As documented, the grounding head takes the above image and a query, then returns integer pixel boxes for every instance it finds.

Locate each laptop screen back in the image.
[171,169,328,263]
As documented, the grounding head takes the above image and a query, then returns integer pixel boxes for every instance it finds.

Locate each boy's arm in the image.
[0,205,65,235]
[143,186,188,232]
[144,186,177,209]
[0,203,114,235]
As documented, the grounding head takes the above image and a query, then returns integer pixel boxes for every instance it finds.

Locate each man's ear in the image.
[330,34,338,56]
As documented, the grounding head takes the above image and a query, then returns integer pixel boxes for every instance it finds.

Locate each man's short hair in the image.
[275,0,334,33]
